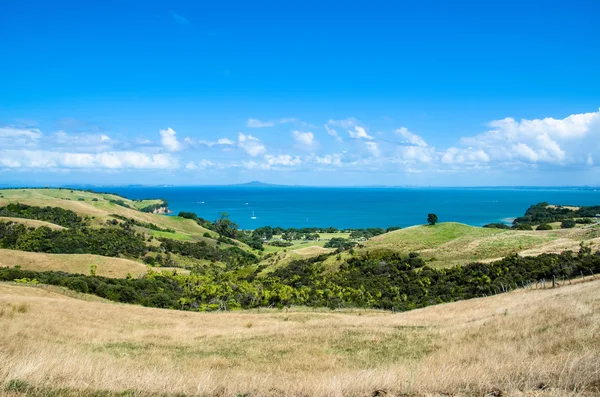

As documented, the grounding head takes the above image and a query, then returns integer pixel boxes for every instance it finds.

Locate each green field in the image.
[363,222,586,267]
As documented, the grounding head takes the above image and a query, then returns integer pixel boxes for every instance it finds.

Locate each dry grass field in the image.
[0,249,188,278]
[1,278,599,396]
[364,222,600,267]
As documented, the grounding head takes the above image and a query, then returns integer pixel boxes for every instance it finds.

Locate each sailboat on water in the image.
[251,211,257,220]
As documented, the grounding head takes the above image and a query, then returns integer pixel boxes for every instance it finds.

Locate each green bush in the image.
[536,224,553,230]
[561,219,576,229]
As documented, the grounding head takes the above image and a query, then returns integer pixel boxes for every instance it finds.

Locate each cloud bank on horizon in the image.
[1,108,599,185]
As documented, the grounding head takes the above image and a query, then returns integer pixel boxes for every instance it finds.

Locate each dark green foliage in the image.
[349,228,385,239]
[0,203,83,228]
[267,240,293,247]
[0,267,183,308]
[385,226,402,233]
[159,237,258,267]
[324,238,356,251]
[110,214,175,233]
[561,219,576,229]
[483,223,511,229]
[576,218,595,224]
[139,200,168,213]
[109,199,132,209]
[178,211,198,220]
[214,212,238,238]
[536,223,553,230]
[514,224,533,230]
[2,249,598,312]
[427,213,438,226]
[513,202,600,226]
[0,221,147,257]
[236,230,264,251]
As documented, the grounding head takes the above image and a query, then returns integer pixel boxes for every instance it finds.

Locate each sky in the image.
[1,0,599,187]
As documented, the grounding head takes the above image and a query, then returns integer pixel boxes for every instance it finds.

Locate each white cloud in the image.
[292,130,315,148]
[0,150,178,170]
[264,154,301,167]
[315,153,343,166]
[397,146,435,163]
[185,160,215,170]
[328,118,359,129]
[160,127,182,152]
[185,137,235,147]
[0,126,42,140]
[324,124,342,142]
[217,138,234,145]
[247,117,304,128]
[441,147,490,164]
[459,108,600,165]
[348,126,373,140]
[396,127,428,147]
[364,141,380,157]
[238,132,266,157]
[246,118,275,128]
[328,118,372,140]
[587,154,594,166]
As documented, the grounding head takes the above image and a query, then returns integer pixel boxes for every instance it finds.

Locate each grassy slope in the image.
[0,249,188,278]
[363,222,598,267]
[1,278,598,396]
[0,216,65,230]
[0,188,217,240]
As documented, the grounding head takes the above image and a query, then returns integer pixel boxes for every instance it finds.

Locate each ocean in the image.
[105,186,600,230]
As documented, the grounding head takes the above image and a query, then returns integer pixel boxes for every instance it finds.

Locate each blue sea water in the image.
[103,186,600,230]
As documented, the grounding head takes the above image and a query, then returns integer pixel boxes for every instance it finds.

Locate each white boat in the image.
[251,211,257,220]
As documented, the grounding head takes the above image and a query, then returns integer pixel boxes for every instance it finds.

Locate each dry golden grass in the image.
[0,249,189,278]
[364,223,600,267]
[1,279,599,396]
[0,217,65,230]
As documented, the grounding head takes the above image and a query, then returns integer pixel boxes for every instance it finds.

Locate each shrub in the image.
[561,219,576,229]
[536,224,553,230]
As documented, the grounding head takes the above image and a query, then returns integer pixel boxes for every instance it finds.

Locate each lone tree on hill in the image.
[214,212,238,238]
[427,213,438,226]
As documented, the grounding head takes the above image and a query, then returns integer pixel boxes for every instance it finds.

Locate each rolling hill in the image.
[1,277,598,396]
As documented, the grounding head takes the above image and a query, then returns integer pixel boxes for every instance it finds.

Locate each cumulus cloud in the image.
[292,130,317,150]
[314,153,343,166]
[160,127,182,152]
[0,126,42,140]
[184,137,235,148]
[459,108,600,165]
[441,147,490,164]
[364,141,380,157]
[246,118,275,128]
[185,159,215,170]
[0,150,178,170]
[348,126,373,140]
[328,118,373,140]
[396,127,428,147]
[324,124,342,142]
[238,132,266,157]
[264,154,301,167]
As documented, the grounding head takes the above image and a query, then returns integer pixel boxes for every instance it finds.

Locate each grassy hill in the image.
[0,188,217,241]
[362,222,599,267]
[1,278,598,396]
[0,249,188,278]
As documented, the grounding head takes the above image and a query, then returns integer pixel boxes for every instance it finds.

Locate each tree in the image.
[214,212,238,238]
[427,213,438,226]
[561,219,576,229]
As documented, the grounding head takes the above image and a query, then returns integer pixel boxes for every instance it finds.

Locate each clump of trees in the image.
[512,202,600,228]
[110,214,175,233]
[0,221,147,257]
[0,203,84,228]
[324,238,356,251]
[139,200,169,213]
[2,247,598,312]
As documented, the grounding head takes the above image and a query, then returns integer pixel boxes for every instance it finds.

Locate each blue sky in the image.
[1,0,599,186]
